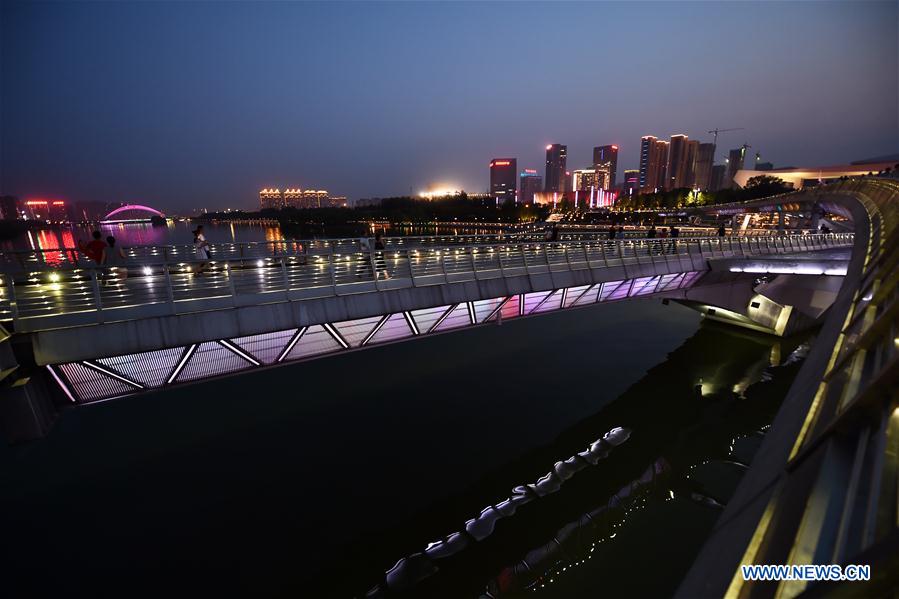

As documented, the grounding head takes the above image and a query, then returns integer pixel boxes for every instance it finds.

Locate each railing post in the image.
[279,256,290,292]
[163,263,176,312]
[90,268,104,322]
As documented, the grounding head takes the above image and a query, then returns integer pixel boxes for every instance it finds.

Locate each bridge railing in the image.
[0,227,795,273]
[678,178,899,598]
[0,233,852,330]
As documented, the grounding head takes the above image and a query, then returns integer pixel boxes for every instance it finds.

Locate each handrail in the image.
[678,178,899,598]
[0,228,813,273]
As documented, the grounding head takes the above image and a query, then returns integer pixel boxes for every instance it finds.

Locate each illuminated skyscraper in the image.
[666,134,698,190]
[623,169,640,195]
[639,136,668,192]
[490,158,518,204]
[573,169,598,191]
[593,145,618,189]
[544,144,567,192]
[519,169,542,206]
[283,188,303,209]
[259,188,283,210]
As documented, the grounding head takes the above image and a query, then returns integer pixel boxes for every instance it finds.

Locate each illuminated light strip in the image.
[276,326,307,362]
[361,315,391,346]
[428,304,457,333]
[218,339,261,366]
[561,288,569,307]
[322,322,349,349]
[46,365,76,403]
[466,301,477,325]
[519,294,525,316]
[81,360,145,389]
[167,344,198,384]
[402,311,420,335]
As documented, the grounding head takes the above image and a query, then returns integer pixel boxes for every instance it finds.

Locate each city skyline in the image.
[2,1,896,210]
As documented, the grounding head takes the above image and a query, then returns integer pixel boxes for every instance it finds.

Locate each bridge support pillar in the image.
[0,326,61,443]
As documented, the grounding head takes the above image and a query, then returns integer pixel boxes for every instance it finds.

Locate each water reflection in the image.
[357,323,807,598]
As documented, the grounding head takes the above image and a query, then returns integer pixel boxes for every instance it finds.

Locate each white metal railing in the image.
[0,233,853,329]
[0,227,795,273]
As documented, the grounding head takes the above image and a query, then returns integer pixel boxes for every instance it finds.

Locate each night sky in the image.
[2,1,897,211]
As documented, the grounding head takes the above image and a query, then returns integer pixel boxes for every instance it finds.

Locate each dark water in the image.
[0,300,801,597]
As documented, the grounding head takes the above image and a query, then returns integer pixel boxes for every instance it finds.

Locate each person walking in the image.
[373,232,390,280]
[193,226,210,275]
[101,236,128,284]
[79,230,107,264]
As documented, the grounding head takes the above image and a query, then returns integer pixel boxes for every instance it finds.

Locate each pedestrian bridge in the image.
[0,231,850,411]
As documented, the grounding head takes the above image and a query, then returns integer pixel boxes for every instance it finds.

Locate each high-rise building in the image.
[283,188,303,209]
[710,164,726,192]
[638,136,668,192]
[725,147,746,188]
[622,170,640,195]
[593,145,619,190]
[572,169,598,191]
[321,196,348,208]
[694,143,716,190]
[302,190,329,208]
[259,188,283,210]
[519,169,542,205]
[684,139,700,188]
[666,135,690,189]
[544,144,567,192]
[490,158,518,205]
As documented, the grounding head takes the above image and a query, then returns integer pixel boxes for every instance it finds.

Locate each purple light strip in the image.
[402,311,420,336]
[361,315,391,346]
[46,365,77,403]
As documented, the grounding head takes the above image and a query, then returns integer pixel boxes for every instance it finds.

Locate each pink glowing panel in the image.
[96,347,184,388]
[283,324,343,361]
[521,290,553,314]
[472,297,505,323]
[230,329,298,364]
[563,285,591,308]
[409,305,452,333]
[332,316,383,348]
[433,304,472,332]
[573,285,601,306]
[658,273,685,291]
[606,281,632,301]
[58,362,135,402]
[633,276,662,296]
[367,313,414,345]
[531,289,563,313]
[176,341,254,382]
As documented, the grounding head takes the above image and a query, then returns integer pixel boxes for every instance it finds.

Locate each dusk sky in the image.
[2,1,897,211]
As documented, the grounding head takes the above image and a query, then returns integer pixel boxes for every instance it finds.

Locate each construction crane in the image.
[708,127,745,147]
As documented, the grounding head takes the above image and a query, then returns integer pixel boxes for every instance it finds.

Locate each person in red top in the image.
[78,230,107,264]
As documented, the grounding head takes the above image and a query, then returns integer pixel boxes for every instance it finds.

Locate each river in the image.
[0,294,807,597]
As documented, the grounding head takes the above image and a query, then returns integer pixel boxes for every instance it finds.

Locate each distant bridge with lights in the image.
[100,204,166,222]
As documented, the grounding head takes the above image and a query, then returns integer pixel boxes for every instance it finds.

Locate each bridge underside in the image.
[48,272,704,404]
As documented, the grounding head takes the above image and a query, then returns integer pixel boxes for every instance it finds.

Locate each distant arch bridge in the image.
[102,204,166,222]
